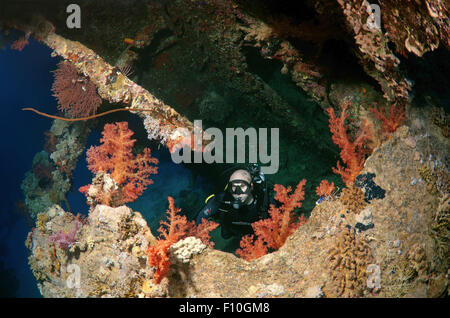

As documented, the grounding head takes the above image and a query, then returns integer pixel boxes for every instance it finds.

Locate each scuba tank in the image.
[247,163,269,217]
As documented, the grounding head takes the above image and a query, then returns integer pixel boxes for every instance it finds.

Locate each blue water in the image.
[0,36,57,297]
[0,36,213,297]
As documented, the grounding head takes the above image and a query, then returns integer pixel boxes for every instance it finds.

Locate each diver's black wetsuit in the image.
[196,189,269,240]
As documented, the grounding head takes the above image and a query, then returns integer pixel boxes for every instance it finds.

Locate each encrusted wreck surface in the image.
[27,106,449,297]
[28,205,155,297]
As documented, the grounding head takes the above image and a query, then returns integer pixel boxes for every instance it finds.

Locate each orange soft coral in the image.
[146,197,188,284]
[146,197,218,284]
[146,239,172,285]
[187,218,219,248]
[236,180,308,260]
[80,122,158,206]
[236,235,268,261]
[316,179,335,197]
[326,101,372,185]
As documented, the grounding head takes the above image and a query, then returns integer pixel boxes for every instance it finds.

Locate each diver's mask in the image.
[228,179,252,209]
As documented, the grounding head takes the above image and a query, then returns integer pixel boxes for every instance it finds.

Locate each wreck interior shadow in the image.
[400,47,450,112]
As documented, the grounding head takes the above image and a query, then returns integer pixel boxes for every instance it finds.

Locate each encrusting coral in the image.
[406,243,429,282]
[337,0,412,107]
[324,226,373,297]
[430,106,450,137]
[236,180,308,261]
[79,121,159,207]
[340,183,367,214]
[379,0,448,57]
[431,194,449,261]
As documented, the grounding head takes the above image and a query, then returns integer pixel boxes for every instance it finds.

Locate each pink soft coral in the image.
[80,121,158,206]
[49,218,81,250]
[236,180,308,261]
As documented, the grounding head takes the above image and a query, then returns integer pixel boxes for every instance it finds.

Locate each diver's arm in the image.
[195,194,221,224]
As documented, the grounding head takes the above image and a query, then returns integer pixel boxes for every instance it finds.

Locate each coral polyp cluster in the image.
[324,227,373,297]
[340,183,367,214]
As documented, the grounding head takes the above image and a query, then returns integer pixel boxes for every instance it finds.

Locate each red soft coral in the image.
[326,100,372,185]
[146,197,218,284]
[369,102,406,134]
[157,196,190,242]
[236,180,308,260]
[80,122,158,206]
[254,180,307,250]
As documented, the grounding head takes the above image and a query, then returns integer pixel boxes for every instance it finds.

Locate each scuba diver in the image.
[196,164,271,243]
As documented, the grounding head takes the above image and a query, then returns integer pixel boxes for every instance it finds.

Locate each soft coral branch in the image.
[255,180,307,250]
[49,218,81,250]
[236,235,268,261]
[327,100,372,185]
[187,218,219,248]
[158,196,190,242]
[146,197,218,284]
[80,122,158,206]
[146,197,187,284]
[316,179,335,197]
[236,180,308,260]
[369,102,406,134]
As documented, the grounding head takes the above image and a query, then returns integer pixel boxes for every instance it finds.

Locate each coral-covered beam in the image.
[337,0,412,106]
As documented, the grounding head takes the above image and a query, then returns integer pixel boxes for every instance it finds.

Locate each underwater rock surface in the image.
[28,204,155,297]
